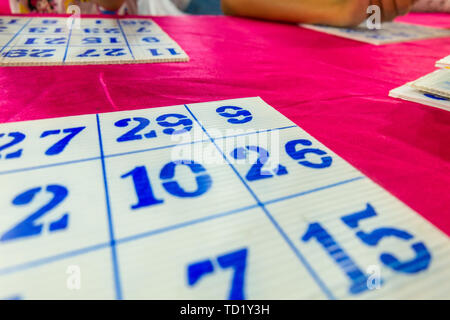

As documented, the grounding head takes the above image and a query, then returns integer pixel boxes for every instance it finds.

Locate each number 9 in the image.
[216,106,253,124]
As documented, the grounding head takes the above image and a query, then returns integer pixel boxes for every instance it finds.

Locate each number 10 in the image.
[122,160,212,210]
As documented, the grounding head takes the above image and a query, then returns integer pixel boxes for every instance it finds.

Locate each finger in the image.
[369,0,382,17]
[394,0,414,16]
[380,0,397,22]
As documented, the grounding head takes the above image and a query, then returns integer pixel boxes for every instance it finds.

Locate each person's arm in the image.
[222,0,416,27]
[412,0,450,12]
[92,0,127,11]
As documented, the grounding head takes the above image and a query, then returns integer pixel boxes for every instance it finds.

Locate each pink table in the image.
[0,11,449,235]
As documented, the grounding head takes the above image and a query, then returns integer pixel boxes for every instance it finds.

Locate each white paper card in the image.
[300,22,450,45]
[436,55,450,69]
[0,16,188,66]
[411,69,450,99]
[389,82,450,112]
[0,97,448,299]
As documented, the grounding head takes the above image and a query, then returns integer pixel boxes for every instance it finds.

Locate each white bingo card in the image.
[436,55,450,68]
[0,16,188,66]
[300,22,450,45]
[0,97,448,299]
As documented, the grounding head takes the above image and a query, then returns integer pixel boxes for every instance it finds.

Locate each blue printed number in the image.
[188,248,248,300]
[149,48,181,56]
[302,203,431,295]
[77,48,126,57]
[0,132,26,159]
[115,117,156,142]
[2,49,55,58]
[24,37,67,45]
[341,204,431,274]
[231,146,287,181]
[141,36,160,43]
[1,185,69,242]
[115,114,193,142]
[302,223,369,294]
[156,113,193,135]
[81,37,121,44]
[285,139,332,169]
[2,295,22,300]
[136,27,152,33]
[216,106,253,124]
[160,160,212,197]
[40,127,85,156]
[122,160,212,210]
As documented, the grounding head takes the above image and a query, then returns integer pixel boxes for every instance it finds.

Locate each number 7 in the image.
[187,248,248,300]
[40,127,85,156]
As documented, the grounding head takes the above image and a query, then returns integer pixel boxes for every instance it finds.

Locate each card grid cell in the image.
[0,18,31,57]
[0,97,448,300]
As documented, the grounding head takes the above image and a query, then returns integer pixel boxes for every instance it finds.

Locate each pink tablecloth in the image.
[0,12,449,235]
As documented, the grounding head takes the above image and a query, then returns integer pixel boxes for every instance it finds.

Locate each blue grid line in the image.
[105,138,209,159]
[117,20,135,60]
[117,204,259,245]
[96,114,123,300]
[0,177,363,279]
[264,176,366,206]
[11,44,195,48]
[0,156,100,176]
[213,125,297,141]
[62,18,74,63]
[0,242,109,276]
[0,19,32,54]
[0,125,295,176]
[106,125,297,159]
[183,104,336,300]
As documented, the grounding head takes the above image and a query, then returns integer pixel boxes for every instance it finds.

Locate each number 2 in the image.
[115,117,156,142]
[0,132,26,159]
[231,146,287,181]
[1,185,69,242]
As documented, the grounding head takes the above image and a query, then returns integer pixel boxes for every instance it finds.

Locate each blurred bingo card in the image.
[300,22,450,45]
[0,16,188,66]
[0,97,449,300]
[390,83,450,112]
[436,55,450,68]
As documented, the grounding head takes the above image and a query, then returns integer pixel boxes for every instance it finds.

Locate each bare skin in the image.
[221,0,416,27]
[92,0,126,11]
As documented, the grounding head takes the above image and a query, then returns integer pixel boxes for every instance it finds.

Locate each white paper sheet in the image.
[0,16,188,66]
[0,97,448,299]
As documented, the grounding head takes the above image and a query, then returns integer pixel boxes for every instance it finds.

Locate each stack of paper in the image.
[300,22,450,45]
[411,69,450,99]
[389,56,450,111]
[436,55,450,69]
[389,82,450,112]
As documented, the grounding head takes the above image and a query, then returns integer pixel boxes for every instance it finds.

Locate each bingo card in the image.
[436,55,450,69]
[390,82,450,112]
[300,22,450,45]
[0,97,449,299]
[0,16,188,66]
